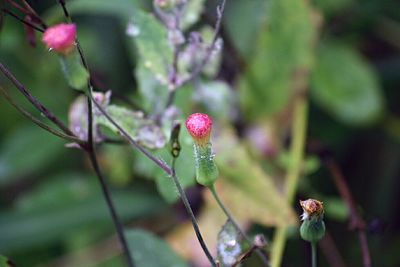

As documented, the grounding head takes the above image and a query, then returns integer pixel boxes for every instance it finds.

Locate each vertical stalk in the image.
[270,96,309,267]
[170,159,217,267]
[312,242,317,267]
[86,97,135,267]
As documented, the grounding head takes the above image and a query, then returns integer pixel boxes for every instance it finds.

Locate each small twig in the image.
[177,0,226,87]
[0,85,83,144]
[171,158,217,267]
[324,158,372,267]
[1,8,45,32]
[0,62,74,135]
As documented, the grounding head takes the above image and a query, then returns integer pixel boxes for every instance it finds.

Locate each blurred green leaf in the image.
[0,125,64,186]
[311,42,385,125]
[181,0,206,30]
[0,255,14,267]
[324,197,349,222]
[134,128,196,203]
[313,0,354,15]
[239,0,316,119]
[128,10,173,85]
[96,104,167,149]
[217,220,243,267]
[215,128,297,226]
[0,173,167,253]
[194,80,234,121]
[126,229,189,267]
[45,0,142,23]
[135,64,169,114]
[223,0,267,57]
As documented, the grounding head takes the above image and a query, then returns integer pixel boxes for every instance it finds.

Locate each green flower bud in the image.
[299,199,326,243]
[185,113,219,187]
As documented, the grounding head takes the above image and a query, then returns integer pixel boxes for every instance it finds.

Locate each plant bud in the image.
[42,23,76,54]
[185,113,219,187]
[299,199,326,243]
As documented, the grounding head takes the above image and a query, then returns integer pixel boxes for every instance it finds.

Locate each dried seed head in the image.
[42,23,76,54]
[300,199,324,221]
[185,113,213,145]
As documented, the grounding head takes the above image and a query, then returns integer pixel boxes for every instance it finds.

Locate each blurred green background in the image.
[1,0,400,266]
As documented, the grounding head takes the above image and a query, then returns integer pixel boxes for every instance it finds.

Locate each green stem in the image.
[270,97,309,267]
[171,159,217,267]
[312,242,317,267]
[210,185,270,266]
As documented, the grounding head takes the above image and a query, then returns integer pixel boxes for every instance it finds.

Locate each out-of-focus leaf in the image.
[0,125,64,186]
[0,255,15,267]
[314,0,354,15]
[96,104,167,149]
[217,220,243,267]
[181,0,206,30]
[215,127,297,227]
[135,64,169,114]
[134,127,196,203]
[223,0,267,57]
[311,42,384,125]
[239,0,316,119]
[100,145,134,186]
[0,173,167,253]
[128,10,173,85]
[193,80,234,121]
[45,0,143,23]
[126,229,189,267]
[324,197,349,222]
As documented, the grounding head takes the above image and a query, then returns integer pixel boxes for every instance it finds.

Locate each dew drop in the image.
[126,22,140,37]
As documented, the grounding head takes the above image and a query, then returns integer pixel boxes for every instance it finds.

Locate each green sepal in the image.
[193,143,219,187]
[300,217,326,243]
[59,50,89,91]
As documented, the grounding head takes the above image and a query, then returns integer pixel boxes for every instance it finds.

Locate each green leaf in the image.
[44,0,143,23]
[223,0,267,57]
[126,229,189,267]
[135,64,169,114]
[0,256,15,267]
[0,173,167,253]
[194,80,234,121]
[181,0,206,30]
[239,0,316,119]
[0,125,64,186]
[311,42,384,125]
[215,128,297,227]
[217,220,243,267]
[134,128,196,203]
[128,10,173,85]
[59,51,89,91]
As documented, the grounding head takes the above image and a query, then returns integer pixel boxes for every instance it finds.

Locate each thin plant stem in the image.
[209,185,270,266]
[312,242,317,267]
[270,96,309,267]
[1,8,45,32]
[86,146,135,267]
[0,85,83,144]
[171,158,217,267]
[0,62,74,135]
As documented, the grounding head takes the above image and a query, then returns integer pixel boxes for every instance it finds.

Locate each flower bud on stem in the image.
[42,23,89,91]
[299,199,326,267]
[185,113,219,187]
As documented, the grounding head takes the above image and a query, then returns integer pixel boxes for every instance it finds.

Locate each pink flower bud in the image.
[185,113,213,145]
[42,23,76,54]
